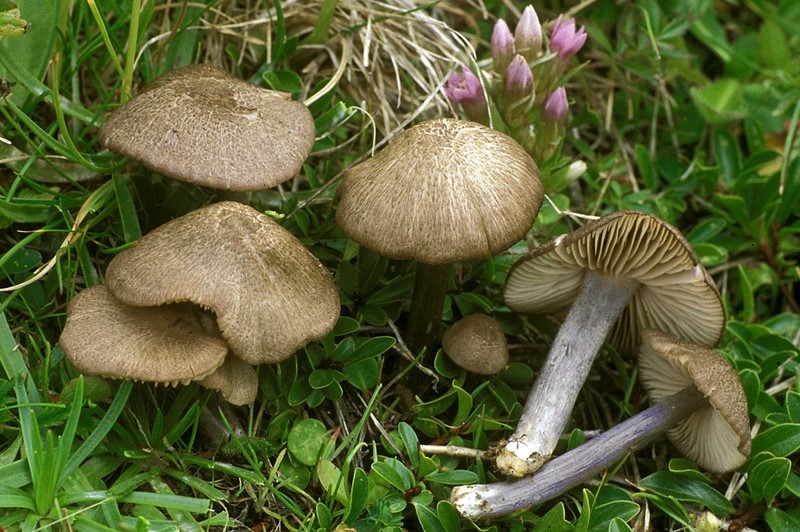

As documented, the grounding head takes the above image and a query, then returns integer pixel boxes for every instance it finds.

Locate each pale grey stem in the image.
[496,270,640,476]
[452,386,705,520]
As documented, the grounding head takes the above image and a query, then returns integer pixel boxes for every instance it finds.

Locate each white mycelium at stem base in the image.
[451,329,751,520]
[499,211,725,477]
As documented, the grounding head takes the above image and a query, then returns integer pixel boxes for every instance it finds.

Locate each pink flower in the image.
[515,5,542,60]
[543,87,569,123]
[491,19,515,72]
[504,54,534,105]
[444,65,489,124]
[550,15,587,61]
[443,65,483,104]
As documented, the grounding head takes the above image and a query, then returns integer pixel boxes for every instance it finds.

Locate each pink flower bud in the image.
[543,87,569,123]
[550,15,587,61]
[504,54,534,104]
[444,65,489,124]
[514,5,542,61]
[443,65,483,105]
[491,19,515,72]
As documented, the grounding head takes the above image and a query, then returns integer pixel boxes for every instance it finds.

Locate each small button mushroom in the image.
[497,211,725,476]
[450,329,751,520]
[442,314,509,375]
[98,64,315,192]
[336,118,543,355]
[105,201,340,365]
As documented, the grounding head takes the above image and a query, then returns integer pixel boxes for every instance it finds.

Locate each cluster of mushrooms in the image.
[59,64,751,521]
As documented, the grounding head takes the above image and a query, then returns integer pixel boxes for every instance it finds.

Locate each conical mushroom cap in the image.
[105,201,340,365]
[199,355,258,406]
[336,118,543,265]
[442,314,509,374]
[639,329,751,473]
[98,64,315,191]
[60,285,228,384]
[504,211,725,355]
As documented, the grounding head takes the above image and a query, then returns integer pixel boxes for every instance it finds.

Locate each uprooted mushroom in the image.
[496,211,725,476]
[450,329,751,520]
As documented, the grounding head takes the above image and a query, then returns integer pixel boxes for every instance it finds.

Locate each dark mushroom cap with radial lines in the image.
[504,210,725,355]
[639,329,751,472]
[59,285,228,385]
[336,118,543,265]
[105,201,340,365]
[98,64,315,191]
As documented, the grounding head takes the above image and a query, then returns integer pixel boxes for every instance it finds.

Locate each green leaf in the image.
[639,471,733,515]
[690,79,746,125]
[287,419,331,466]
[262,69,303,93]
[342,358,380,391]
[414,502,444,532]
[371,458,414,491]
[712,128,741,183]
[752,423,800,457]
[634,144,658,189]
[747,453,790,505]
[765,507,800,532]
[398,422,419,469]
[317,459,348,506]
[424,469,478,485]
[533,502,570,531]
[757,19,789,70]
[436,500,461,532]
[344,467,368,524]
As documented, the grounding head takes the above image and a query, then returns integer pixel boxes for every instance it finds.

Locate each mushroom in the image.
[60,285,227,385]
[450,329,751,520]
[442,314,509,374]
[336,118,543,354]
[105,201,340,365]
[98,64,315,192]
[496,211,725,476]
[198,354,259,406]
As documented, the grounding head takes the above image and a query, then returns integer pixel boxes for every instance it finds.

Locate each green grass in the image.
[1,0,799,530]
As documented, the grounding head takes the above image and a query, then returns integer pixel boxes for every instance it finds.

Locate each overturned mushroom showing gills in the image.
[105,201,340,365]
[497,211,724,476]
[442,314,509,375]
[336,118,542,355]
[450,329,750,520]
[99,64,315,191]
[60,285,227,384]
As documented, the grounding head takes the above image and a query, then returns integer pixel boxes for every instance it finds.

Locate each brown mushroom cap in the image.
[504,211,725,354]
[639,329,751,472]
[336,118,543,265]
[442,314,509,374]
[105,201,340,365]
[98,64,315,191]
[60,285,228,384]
[199,355,258,406]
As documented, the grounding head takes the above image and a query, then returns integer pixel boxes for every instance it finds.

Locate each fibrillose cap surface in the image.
[504,211,725,355]
[442,314,509,375]
[638,329,751,473]
[105,201,340,365]
[199,355,258,406]
[336,118,543,265]
[98,64,315,191]
[60,285,228,384]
